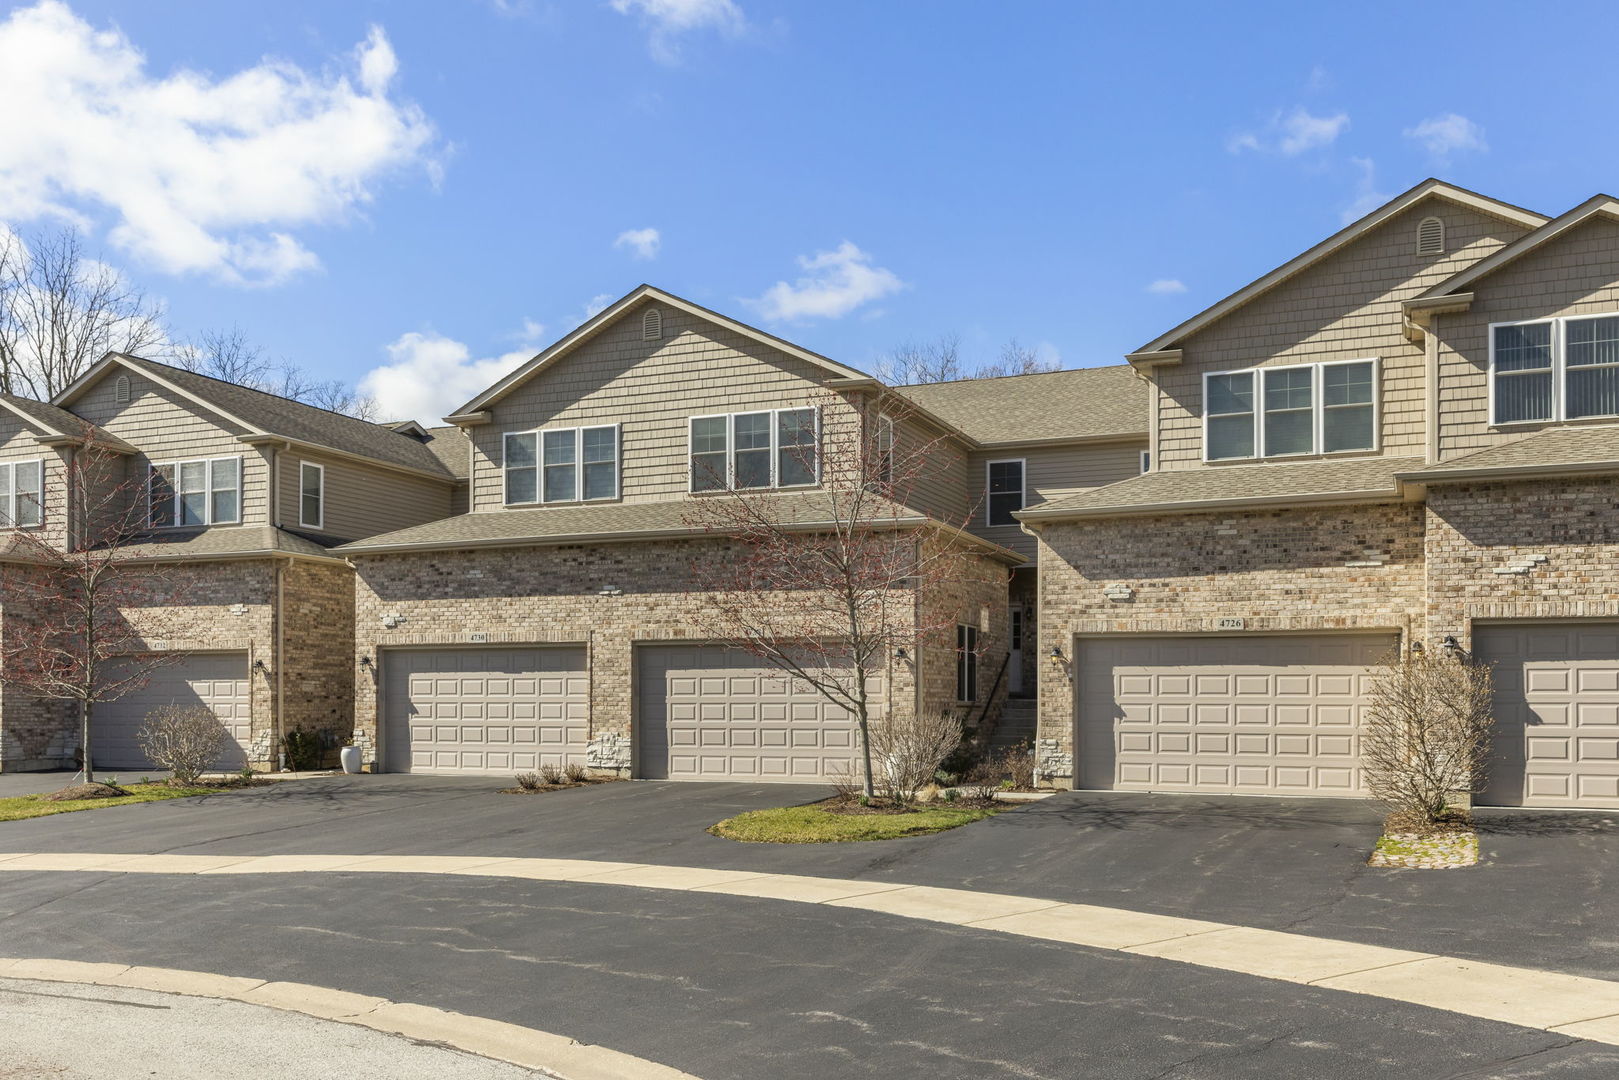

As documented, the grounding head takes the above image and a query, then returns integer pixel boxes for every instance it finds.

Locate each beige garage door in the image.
[93,653,251,771]
[1078,633,1395,796]
[382,647,588,774]
[1474,623,1619,809]
[636,645,867,782]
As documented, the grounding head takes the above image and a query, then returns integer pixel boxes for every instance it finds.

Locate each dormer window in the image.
[1492,314,1619,424]
[1204,360,1377,461]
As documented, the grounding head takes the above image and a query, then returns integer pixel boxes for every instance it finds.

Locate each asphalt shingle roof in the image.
[112,354,456,479]
[111,526,338,562]
[891,365,1147,445]
[420,425,470,479]
[1020,456,1426,519]
[0,394,138,453]
[1398,425,1619,480]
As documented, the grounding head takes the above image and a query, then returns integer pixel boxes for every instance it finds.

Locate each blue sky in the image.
[3,0,1616,420]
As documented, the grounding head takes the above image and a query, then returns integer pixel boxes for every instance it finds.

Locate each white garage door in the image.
[636,645,869,782]
[1078,633,1395,796]
[1474,623,1619,809]
[93,653,251,772]
[382,647,587,774]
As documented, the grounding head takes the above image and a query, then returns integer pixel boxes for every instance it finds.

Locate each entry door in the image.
[1008,608,1024,695]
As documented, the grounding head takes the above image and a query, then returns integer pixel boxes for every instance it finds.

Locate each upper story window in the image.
[689,408,819,493]
[299,463,324,529]
[874,413,896,485]
[1492,314,1619,424]
[0,460,44,528]
[504,425,619,505]
[1204,359,1377,461]
[149,457,240,528]
[985,459,1025,526]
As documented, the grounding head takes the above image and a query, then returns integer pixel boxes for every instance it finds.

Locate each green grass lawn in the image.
[0,783,220,823]
[710,801,1005,843]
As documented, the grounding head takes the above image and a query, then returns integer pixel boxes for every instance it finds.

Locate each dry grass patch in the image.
[0,780,260,823]
[710,797,1007,843]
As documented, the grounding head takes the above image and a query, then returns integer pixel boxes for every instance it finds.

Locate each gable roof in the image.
[1128,179,1548,362]
[1018,456,1424,521]
[450,284,874,417]
[54,353,455,481]
[892,365,1147,446]
[1413,193,1619,302]
[0,393,137,453]
[1397,424,1619,483]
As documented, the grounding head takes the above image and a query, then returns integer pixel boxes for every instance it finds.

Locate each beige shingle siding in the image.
[1153,197,1533,471]
[469,300,860,511]
[72,369,271,528]
[1435,215,1619,461]
[893,411,970,523]
[278,448,453,542]
[0,416,68,550]
[967,441,1145,556]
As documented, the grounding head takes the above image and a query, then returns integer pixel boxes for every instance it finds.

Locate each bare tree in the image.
[977,337,1062,378]
[1361,650,1495,826]
[0,228,165,399]
[684,391,978,798]
[0,428,199,783]
[878,333,963,385]
[168,324,378,421]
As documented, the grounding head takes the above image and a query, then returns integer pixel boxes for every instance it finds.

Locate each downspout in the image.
[275,556,290,770]
[1425,314,1442,464]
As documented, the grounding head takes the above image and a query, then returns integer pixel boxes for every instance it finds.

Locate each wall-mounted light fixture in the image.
[252,659,268,674]
[1048,644,1066,663]
[1441,635,1465,657]
[894,647,909,662]
[358,655,374,670]
[1409,640,1425,654]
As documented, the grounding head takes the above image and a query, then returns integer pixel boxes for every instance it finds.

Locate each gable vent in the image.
[114,374,131,403]
[643,307,663,341]
[1417,216,1445,255]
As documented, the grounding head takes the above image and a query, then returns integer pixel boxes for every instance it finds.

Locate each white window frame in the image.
[502,424,621,506]
[0,459,45,529]
[1201,358,1380,462]
[148,456,242,528]
[299,462,324,530]
[875,412,896,485]
[1488,313,1619,426]
[955,623,979,704]
[1139,450,1151,473]
[984,458,1027,528]
[686,407,821,493]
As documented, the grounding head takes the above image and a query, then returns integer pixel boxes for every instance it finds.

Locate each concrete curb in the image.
[7,850,1619,1046]
[0,958,699,1080]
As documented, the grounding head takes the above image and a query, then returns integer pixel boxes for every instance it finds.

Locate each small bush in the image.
[539,762,564,786]
[515,771,543,791]
[827,763,863,802]
[281,728,325,771]
[135,705,228,785]
[1363,650,1495,827]
[564,762,588,783]
[869,712,964,805]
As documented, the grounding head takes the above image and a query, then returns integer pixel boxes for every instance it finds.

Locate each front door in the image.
[1008,607,1024,695]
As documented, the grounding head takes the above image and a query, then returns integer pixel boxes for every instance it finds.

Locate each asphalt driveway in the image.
[5,773,1616,978]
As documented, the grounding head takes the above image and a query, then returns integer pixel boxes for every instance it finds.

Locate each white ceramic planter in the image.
[339,746,363,775]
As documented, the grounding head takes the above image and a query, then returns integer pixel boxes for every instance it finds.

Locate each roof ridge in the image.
[122,353,407,436]
[895,363,1131,390]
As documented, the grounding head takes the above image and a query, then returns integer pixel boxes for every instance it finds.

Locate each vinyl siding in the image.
[891,410,970,524]
[1435,215,1619,459]
[0,417,68,549]
[71,369,271,528]
[276,448,454,541]
[1152,198,1532,471]
[967,440,1145,558]
[470,299,862,511]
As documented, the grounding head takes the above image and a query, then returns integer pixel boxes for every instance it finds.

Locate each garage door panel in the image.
[637,645,871,782]
[93,653,252,771]
[1078,633,1396,796]
[383,647,587,774]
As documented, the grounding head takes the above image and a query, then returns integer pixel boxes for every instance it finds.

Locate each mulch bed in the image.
[1368,827,1480,869]
[500,776,624,795]
[41,783,130,801]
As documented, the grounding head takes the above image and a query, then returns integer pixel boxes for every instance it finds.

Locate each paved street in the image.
[2,776,1618,1077]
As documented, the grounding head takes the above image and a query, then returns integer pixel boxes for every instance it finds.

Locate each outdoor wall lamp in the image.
[1048,644,1065,663]
[358,655,373,670]
[894,647,908,662]
[1409,640,1424,654]
[1441,635,1462,654]
[252,659,268,674]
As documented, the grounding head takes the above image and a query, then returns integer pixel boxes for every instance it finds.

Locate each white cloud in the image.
[583,293,614,319]
[609,0,744,62]
[1146,278,1187,295]
[614,227,661,260]
[0,1,437,286]
[1404,113,1488,158]
[1340,156,1391,225]
[1229,106,1349,156]
[360,331,538,422]
[747,241,904,322]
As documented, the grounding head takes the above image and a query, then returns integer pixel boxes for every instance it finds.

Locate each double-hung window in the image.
[0,460,44,528]
[955,624,978,703]
[150,457,240,527]
[1204,359,1377,461]
[504,425,619,505]
[1492,314,1619,423]
[299,463,324,529]
[874,414,896,486]
[985,460,1025,526]
[688,408,819,491]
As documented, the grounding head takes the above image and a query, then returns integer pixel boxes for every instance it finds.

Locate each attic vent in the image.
[1417,216,1445,255]
[114,374,131,403]
[643,307,663,341]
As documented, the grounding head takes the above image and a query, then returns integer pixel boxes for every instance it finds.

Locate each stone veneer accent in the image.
[351,535,1010,772]
[1032,501,1427,786]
